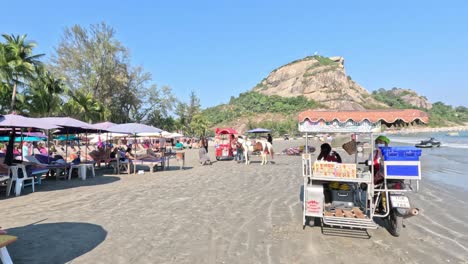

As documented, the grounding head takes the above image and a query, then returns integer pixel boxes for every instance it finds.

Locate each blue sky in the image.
[2,0,468,107]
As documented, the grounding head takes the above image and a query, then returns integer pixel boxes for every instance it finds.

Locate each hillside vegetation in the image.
[202,91,322,135]
[371,88,468,127]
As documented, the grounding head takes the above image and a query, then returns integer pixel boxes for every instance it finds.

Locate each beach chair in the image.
[115,152,132,174]
[6,164,35,197]
[25,155,69,181]
[0,234,17,264]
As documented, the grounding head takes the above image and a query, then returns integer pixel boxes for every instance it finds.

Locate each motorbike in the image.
[373,180,419,237]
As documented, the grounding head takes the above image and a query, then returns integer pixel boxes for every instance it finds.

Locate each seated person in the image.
[69,150,81,164]
[36,142,48,155]
[317,143,342,163]
[125,147,135,160]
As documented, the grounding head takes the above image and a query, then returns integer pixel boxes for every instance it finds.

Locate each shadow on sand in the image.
[0,175,121,199]
[6,221,107,264]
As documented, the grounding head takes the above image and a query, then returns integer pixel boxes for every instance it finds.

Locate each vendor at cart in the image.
[371,135,390,184]
[317,143,342,163]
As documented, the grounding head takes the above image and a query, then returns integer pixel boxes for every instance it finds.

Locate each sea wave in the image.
[390,138,468,149]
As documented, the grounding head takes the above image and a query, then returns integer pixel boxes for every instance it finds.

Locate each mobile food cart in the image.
[215,128,237,160]
[300,109,428,236]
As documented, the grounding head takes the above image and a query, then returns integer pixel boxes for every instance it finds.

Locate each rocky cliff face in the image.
[388,88,432,109]
[253,56,387,110]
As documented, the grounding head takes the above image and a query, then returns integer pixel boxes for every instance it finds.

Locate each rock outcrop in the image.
[253,56,387,110]
[387,88,432,109]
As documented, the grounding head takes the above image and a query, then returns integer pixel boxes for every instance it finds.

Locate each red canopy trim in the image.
[298,109,429,124]
[215,127,238,135]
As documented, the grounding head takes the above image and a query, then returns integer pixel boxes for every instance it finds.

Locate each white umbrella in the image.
[106,123,162,134]
[167,132,184,138]
[137,132,162,137]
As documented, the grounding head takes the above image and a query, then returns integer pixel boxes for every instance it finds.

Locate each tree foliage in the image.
[0,34,44,112]
[202,91,321,125]
[51,22,176,125]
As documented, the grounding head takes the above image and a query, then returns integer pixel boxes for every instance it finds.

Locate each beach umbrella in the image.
[0,114,59,165]
[107,123,162,160]
[0,136,45,142]
[40,117,99,134]
[92,121,116,131]
[0,114,58,130]
[137,132,162,137]
[246,128,271,133]
[167,132,184,138]
[40,117,101,160]
[106,123,162,134]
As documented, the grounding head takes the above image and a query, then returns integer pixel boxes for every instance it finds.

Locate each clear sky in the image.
[2,0,468,108]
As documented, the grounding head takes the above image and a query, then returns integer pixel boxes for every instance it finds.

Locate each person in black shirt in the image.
[267,134,273,145]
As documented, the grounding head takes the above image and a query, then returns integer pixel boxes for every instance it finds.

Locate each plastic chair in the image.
[6,164,34,197]
[115,152,132,174]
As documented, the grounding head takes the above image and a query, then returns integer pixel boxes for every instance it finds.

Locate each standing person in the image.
[371,135,390,184]
[202,136,209,153]
[235,137,244,163]
[267,133,273,145]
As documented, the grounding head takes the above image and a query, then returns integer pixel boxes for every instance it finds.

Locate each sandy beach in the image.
[1,139,467,264]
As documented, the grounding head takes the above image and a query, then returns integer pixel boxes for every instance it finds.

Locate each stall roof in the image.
[215,128,238,135]
[298,109,429,124]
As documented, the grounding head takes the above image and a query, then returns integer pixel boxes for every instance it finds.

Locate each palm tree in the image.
[1,34,44,112]
[63,89,109,122]
[25,66,65,117]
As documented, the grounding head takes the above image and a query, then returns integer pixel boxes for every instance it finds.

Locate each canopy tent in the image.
[215,128,238,135]
[246,128,271,133]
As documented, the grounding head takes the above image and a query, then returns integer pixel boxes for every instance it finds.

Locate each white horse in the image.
[237,137,274,165]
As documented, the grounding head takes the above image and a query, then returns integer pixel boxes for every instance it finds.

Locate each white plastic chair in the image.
[115,152,132,174]
[6,164,35,197]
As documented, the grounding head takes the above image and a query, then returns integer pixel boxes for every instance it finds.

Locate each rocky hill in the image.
[252,56,387,110]
[387,88,432,109]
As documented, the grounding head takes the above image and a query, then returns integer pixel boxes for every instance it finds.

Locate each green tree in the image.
[24,66,65,117]
[51,22,163,123]
[62,89,109,122]
[0,34,44,112]
[190,114,210,136]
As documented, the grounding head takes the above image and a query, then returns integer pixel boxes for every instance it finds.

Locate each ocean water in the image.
[389,131,468,190]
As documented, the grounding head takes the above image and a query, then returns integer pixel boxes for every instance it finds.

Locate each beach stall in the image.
[214,128,237,160]
[299,109,428,237]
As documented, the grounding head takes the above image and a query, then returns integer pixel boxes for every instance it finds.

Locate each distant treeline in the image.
[371,89,468,127]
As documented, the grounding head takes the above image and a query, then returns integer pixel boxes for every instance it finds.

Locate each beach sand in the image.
[1,139,467,263]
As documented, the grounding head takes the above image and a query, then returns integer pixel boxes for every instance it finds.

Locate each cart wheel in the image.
[216,157,219,161]
[387,209,403,237]
[305,216,315,227]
